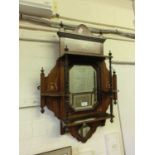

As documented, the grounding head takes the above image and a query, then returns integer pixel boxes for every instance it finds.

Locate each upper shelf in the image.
[57,24,106,57]
[57,31,105,43]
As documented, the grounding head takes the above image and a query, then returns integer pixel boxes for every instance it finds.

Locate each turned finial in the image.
[113,70,116,75]
[60,21,64,28]
[109,50,112,57]
[41,108,45,113]
[41,67,44,73]
[64,45,69,51]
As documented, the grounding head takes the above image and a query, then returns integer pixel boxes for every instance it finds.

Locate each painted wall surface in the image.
[19,0,134,155]
[113,65,135,155]
[21,0,134,29]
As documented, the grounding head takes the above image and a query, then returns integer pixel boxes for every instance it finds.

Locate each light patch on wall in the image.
[52,0,58,13]
[78,150,94,155]
[104,132,122,155]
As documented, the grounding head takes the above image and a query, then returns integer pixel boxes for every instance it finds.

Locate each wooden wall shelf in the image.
[39,24,118,143]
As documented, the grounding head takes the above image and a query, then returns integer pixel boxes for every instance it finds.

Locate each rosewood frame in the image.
[38,24,118,143]
[39,54,117,142]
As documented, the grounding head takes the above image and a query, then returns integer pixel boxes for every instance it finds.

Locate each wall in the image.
[19,0,134,155]
[113,64,135,155]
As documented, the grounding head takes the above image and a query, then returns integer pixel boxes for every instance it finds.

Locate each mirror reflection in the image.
[69,65,97,111]
[78,124,90,138]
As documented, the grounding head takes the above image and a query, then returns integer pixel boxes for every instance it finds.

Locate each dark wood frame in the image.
[39,54,117,143]
[39,25,118,143]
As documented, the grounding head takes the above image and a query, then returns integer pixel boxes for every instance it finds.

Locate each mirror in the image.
[69,65,97,111]
[78,124,91,138]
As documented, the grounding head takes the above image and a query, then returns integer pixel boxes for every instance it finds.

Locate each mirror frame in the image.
[66,54,103,113]
[39,24,118,143]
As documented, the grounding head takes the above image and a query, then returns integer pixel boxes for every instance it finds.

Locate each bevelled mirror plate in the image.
[78,124,91,138]
[69,65,97,111]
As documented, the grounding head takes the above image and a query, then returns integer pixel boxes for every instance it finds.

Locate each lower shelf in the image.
[64,113,114,127]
